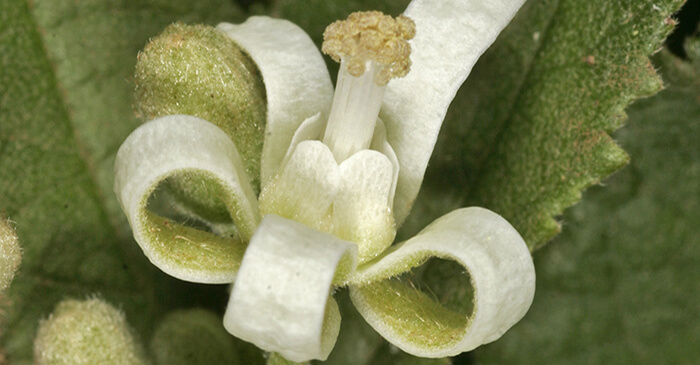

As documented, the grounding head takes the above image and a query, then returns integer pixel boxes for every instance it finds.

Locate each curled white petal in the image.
[349,207,535,357]
[114,115,259,283]
[281,112,326,169]
[370,119,400,208]
[223,215,357,362]
[217,17,334,186]
[383,0,527,224]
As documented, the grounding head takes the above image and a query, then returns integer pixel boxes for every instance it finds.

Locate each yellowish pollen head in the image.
[322,11,416,86]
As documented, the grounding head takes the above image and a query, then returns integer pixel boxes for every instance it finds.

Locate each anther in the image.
[320,11,415,162]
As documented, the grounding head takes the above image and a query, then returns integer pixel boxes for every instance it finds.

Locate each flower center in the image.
[321,11,415,162]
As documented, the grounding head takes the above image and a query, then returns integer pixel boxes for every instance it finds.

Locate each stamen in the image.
[322,59,386,162]
[321,11,415,162]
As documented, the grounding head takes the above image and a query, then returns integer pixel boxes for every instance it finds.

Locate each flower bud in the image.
[34,298,148,365]
[0,217,21,291]
[134,23,267,224]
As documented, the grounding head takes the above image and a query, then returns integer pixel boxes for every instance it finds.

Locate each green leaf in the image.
[0,0,246,362]
[403,0,683,250]
[477,38,700,364]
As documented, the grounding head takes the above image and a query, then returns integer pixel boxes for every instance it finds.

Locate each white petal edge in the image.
[217,17,335,186]
[224,215,357,362]
[280,112,326,170]
[383,0,527,224]
[114,115,259,283]
[370,119,400,208]
[349,207,535,357]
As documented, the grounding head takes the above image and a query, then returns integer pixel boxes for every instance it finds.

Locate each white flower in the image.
[115,0,535,362]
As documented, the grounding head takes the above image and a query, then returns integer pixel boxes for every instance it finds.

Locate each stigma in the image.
[321,11,415,162]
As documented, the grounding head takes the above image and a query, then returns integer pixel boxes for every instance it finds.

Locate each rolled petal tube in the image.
[350,207,535,357]
[224,215,357,362]
[114,115,259,283]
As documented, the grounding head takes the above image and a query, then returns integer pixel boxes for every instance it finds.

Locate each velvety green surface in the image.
[478,39,700,364]
[135,23,266,193]
[0,0,692,363]
[1,0,151,359]
[0,218,21,291]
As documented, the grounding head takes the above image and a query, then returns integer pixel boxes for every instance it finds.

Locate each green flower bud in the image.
[0,217,21,291]
[34,298,149,365]
[135,23,266,185]
[135,23,266,226]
